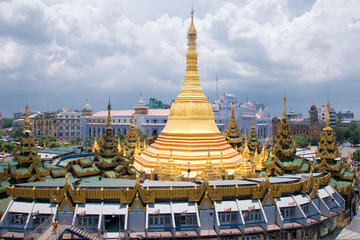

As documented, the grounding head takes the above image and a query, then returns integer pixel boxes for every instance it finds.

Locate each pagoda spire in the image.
[176,7,207,103]
[325,100,331,130]
[107,97,112,129]
[225,103,244,150]
[282,95,286,119]
[23,104,31,134]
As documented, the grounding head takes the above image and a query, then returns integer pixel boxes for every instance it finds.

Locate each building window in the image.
[10,213,27,225]
[301,204,309,214]
[77,215,99,228]
[148,214,171,225]
[174,214,197,226]
[280,207,295,219]
[242,209,260,222]
[218,212,238,224]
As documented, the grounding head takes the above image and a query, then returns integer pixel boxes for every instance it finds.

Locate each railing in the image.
[24,215,53,240]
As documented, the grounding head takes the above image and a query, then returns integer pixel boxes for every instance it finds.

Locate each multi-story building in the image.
[212,93,272,140]
[56,110,81,140]
[336,110,354,121]
[80,97,169,140]
[80,94,273,141]
[318,103,336,126]
[272,104,325,143]
[30,111,58,138]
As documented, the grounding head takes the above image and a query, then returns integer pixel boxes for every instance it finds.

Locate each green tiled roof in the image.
[72,164,99,173]
[15,177,79,188]
[78,178,136,188]
[39,145,79,155]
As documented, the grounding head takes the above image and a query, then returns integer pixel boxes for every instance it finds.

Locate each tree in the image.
[294,134,311,148]
[69,136,82,145]
[0,141,17,154]
[353,149,360,162]
[136,128,148,142]
[349,128,360,146]
[39,135,59,148]
[10,126,24,142]
[1,118,14,128]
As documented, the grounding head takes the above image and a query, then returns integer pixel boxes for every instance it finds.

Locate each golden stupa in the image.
[134,13,242,177]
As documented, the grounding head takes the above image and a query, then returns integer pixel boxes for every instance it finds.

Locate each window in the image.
[242,209,260,222]
[174,214,197,226]
[281,207,295,219]
[77,215,99,227]
[218,212,238,224]
[33,214,48,225]
[10,213,26,225]
[301,204,309,214]
[148,214,171,225]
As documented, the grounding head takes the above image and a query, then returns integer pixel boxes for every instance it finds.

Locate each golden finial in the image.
[242,139,251,159]
[92,137,99,153]
[326,100,330,128]
[23,104,31,134]
[282,95,286,119]
[107,98,112,129]
[117,137,122,152]
[122,147,126,158]
[252,117,255,128]
[142,140,147,150]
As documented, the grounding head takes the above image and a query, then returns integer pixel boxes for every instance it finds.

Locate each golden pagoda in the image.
[235,140,253,178]
[123,119,141,159]
[11,105,49,183]
[224,103,245,151]
[313,100,355,193]
[247,117,261,154]
[134,12,242,177]
[199,151,219,180]
[161,149,182,181]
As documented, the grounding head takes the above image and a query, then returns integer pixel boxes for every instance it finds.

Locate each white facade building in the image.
[212,93,272,141]
[56,108,81,140]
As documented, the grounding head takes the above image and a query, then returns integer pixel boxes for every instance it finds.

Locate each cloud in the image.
[0,0,359,118]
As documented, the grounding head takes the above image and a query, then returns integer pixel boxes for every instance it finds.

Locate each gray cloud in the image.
[0,0,359,119]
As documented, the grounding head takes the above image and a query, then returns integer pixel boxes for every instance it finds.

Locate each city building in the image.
[273,104,325,143]
[212,93,272,140]
[318,103,336,126]
[56,108,81,140]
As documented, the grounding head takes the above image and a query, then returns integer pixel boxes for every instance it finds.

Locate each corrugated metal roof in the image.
[172,202,196,214]
[236,199,261,211]
[142,180,199,188]
[33,202,58,214]
[102,203,127,215]
[10,201,33,213]
[214,201,238,212]
[147,203,171,214]
[15,177,78,188]
[209,179,257,186]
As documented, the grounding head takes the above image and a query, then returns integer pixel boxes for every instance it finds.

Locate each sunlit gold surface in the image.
[134,14,243,177]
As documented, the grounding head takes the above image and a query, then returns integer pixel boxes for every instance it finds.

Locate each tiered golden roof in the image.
[236,140,253,177]
[11,105,49,183]
[248,117,261,154]
[224,103,245,151]
[199,151,219,180]
[134,13,242,177]
[272,96,296,159]
[123,119,141,159]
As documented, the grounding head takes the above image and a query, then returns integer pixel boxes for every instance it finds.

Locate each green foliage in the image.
[39,135,59,148]
[69,136,82,145]
[11,126,24,142]
[1,118,14,128]
[294,134,311,148]
[136,128,148,142]
[354,150,360,162]
[334,121,360,145]
[116,132,125,142]
[0,141,17,154]
[0,129,6,138]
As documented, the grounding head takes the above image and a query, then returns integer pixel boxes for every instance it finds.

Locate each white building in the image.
[212,93,272,141]
[56,108,81,140]
[318,104,336,126]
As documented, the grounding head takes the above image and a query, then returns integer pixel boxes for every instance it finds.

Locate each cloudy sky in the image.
[0,0,359,118]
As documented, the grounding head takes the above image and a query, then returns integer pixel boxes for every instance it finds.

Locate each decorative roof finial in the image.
[282,95,287,119]
[23,104,31,134]
[326,100,330,128]
[107,97,112,129]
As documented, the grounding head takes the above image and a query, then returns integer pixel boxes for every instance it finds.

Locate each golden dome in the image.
[134,13,242,177]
